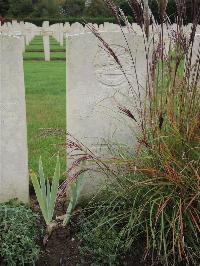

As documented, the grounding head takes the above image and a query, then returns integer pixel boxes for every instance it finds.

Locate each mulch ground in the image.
[31,197,92,266]
[36,226,80,266]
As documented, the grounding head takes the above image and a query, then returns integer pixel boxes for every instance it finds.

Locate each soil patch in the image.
[36,226,82,266]
[31,197,91,266]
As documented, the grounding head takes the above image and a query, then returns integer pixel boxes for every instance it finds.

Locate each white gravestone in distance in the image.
[0,36,28,203]
[63,22,71,38]
[69,22,84,35]
[67,32,152,197]
[42,21,50,61]
[59,23,64,46]
[189,34,200,83]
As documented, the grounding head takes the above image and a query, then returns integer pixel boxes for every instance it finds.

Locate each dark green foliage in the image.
[0,0,9,16]
[0,200,41,265]
[7,0,34,17]
[3,0,59,18]
[31,0,59,17]
[119,0,200,24]
[1,0,199,22]
[163,0,199,24]
[165,0,176,23]
[62,0,85,17]
[119,1,132,17]
[84,0,112,17]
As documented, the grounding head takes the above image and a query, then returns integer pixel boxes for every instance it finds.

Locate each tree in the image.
[46,0,59,16]
[62,0,85,17]
[7,0,34,17]
[31,0,59,17]
[84,0,112,17]
[0,0,9,16]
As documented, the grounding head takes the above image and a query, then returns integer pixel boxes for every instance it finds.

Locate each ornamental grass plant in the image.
[79,1,200,265]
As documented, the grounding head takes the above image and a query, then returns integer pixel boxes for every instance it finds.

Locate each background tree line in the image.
[0,0,111,17]
[0,0,198,24]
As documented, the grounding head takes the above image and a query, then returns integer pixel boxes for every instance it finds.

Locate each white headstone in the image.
[0,36,28,203]
[85,23,93,33]
[93,24,99,30]
[99,24,104,31]
[69,22,84,35]
[63,22,71,37]
[67,32,152,197]
[42,21,50,61]
[189,34,200,83]
[59,23,64,46]
[132,23,142,34]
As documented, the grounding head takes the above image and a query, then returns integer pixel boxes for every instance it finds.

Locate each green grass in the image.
[24,36,66,179]
[24,36,66,60]
[24,52,65,60]
[26,42,65,51]
[24,52,45,60]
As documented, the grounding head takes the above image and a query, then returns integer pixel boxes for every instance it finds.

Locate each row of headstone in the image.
[1,20,200,40]
[1,20,200,62]
[0,22,200,203]
[0,20,39,52]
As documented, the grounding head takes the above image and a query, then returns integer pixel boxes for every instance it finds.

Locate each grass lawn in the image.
[24,37,66,179]
[24,36,66,60]
[24,36,62,46]
[24,51,66,60]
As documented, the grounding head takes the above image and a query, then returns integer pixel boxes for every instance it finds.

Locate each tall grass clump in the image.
[79,0,200,265]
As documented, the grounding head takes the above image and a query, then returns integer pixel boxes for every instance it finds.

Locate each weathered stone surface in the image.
[50,23,60,42]
[193,34,200,60]
[67,32,152,197]
[188,34,200,84]
[42,21,50,61]
[0,36,28,203]
[59,23,64,46]
[69,22,84,35]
